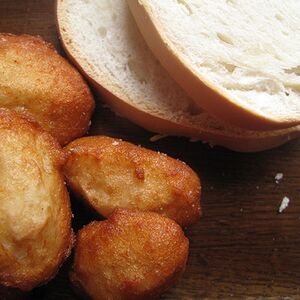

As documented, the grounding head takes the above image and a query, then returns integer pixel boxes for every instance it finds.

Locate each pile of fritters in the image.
[0,34,201,300]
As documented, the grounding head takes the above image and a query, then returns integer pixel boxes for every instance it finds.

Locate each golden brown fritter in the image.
[70,209,189,300]
[0,109,73,291]
[64,136,201,227]
[0,33,95,145]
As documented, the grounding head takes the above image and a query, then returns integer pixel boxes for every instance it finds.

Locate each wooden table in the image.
[1,1,300,299]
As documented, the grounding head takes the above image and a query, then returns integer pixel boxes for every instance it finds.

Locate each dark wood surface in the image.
[1,1,300,299]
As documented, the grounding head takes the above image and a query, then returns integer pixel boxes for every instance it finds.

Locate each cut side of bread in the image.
[57,0,300,152]
[127,0,300,130]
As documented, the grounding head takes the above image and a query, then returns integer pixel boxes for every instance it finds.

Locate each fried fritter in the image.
[70,209,189,300]
[0,109,73,291]
[64,136,201,227]
[0,33,95,145]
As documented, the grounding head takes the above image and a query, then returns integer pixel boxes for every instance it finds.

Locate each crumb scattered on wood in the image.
[275,173,283,184]
[278,196,290,213]
[150,134,168,142]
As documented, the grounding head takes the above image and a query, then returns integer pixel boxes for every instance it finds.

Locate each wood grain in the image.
[1,1,300,299]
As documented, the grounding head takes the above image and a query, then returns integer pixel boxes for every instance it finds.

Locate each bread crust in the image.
[64,136,201,227]
[127,0,300,131]
[70,209,189,300]
[0,109,73,291]
[56,0,300,152]
[89,84,300,152]
[0,33,95,145]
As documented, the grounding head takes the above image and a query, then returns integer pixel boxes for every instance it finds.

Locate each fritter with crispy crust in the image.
[64,136,201,227]
[70,209,189,300]
[0,33,95,145]
[0,109,73,291]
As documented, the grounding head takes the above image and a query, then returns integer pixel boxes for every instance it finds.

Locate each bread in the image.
[0,33,95,145]
[70,209,188,300]
[57,0,300,152]
[0,109,73,291]
[63,136,201,227]
[127,0,300,130]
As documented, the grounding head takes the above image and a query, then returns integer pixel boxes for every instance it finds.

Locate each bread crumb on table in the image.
[150,134,168,142]
[278,196,290,213]
[189,138,200,142]
[275,173,283,184]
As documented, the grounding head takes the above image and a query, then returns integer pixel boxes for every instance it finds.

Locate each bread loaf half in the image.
[57,0,300,152]
[127,0,300,130]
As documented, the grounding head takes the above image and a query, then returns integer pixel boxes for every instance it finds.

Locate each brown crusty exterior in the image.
[0,108,73,291]
[0,33,95,145]
[64,136,201,228]
[70,209,189,300]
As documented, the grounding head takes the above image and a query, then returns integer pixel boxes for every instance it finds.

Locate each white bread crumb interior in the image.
[133,0,300,123]
[57,0,300,151]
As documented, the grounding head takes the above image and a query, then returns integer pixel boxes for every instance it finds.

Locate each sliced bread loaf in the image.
[127,0,300,130]
[57,0,300,152]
